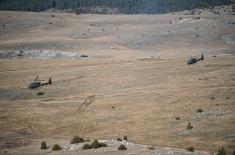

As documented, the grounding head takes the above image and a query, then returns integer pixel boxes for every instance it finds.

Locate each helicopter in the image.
[187,54,204,65]
[28,76,52,89]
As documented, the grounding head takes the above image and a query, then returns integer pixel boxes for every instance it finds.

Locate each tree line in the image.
[0,0,234,13]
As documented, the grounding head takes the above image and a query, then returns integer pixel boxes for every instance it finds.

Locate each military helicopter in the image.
[187,54,204,65]
[28,76,52,89]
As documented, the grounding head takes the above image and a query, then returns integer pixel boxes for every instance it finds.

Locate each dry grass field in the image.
[0,5,235,155]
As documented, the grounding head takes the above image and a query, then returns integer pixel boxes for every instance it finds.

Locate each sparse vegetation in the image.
[80,54,88,58]
[217,147,226,155]
[197,108,203,113]
[187,146,195,152]
[175,117,180,120]
[82,140,107,150]
[211,97,215,100]
[71,136,85,144]
[118,144,127,150]
[82,143,92,150]
[52,144,62,151]
[40,141,47,149]
[187,123,193,130]
[36,91,44,96]
[90,140,107,148]
[148,146,155,150]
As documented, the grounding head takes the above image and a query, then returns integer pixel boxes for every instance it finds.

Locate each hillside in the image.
[0,4,235,155]
[0,0,235,13]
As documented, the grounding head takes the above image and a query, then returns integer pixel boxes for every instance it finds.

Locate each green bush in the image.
[187,123,193,130]
[118,144,127,150]
[217,147,226,155]
[71,136,85,144]
[52,144,62,151]
[40,141,47,149]
[187,146,194,152]
[82,143,92,150]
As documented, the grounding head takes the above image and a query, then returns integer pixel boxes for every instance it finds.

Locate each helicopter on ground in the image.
[187,54,204,65]
[28,76,52,89]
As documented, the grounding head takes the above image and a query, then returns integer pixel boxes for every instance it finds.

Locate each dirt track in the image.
[0,5,235,155]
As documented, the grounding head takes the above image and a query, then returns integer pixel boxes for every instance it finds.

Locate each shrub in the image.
[100,142,107,147]
[123,136,127,141]
[71,136,85,144]
[118,144,127,150]
[211,97,215,100]
[52,144,62,151]
[233,150,235,155]
[37,91,44,96]
[89,140,108,149]
[148,146,155,150]
[175,117,180,120]
[41,141,47,149]
[90,140,100,148]
[82,143,92,150]
[187,146,194,152]
[197,109,203,113]
[187,123,193,130]
[217,147,226,155]
[117,138,122,141]
[80,54,88,58]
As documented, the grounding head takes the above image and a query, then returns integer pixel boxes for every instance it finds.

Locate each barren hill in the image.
[0,5,235,155]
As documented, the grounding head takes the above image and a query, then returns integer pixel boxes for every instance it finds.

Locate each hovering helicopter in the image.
[187,54,204,65]
[28,76,52,89]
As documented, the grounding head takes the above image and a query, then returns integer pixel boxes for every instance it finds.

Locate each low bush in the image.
[123,136,128,141]
[90,140,107,148]
[187,146,194,152]
[37,91,44,96]
[197,109,203,113]
[82,140,107,150]
[80,54,88,58]
[40,141,47,149]
[148,146,155,150]
[71,136,85,144]
[82,143,92,150]
[187,123,193,130]
[118,144,127,150]
[52,144,62,151]
[175,117,180,120]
